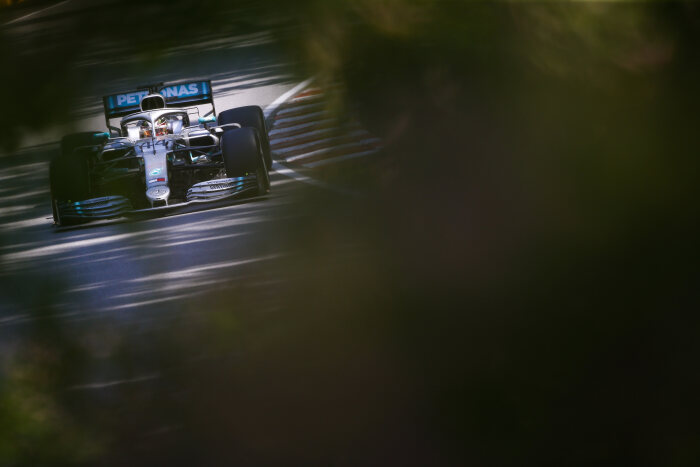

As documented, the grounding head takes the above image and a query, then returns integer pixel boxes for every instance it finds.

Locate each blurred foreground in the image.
[2,1,700,465]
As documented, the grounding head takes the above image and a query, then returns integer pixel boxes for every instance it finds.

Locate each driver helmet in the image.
[155,116,169,137]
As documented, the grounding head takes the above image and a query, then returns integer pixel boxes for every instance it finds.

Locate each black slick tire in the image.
[221,127,270,196]
[218,105,271,171]
[49,132,102,224]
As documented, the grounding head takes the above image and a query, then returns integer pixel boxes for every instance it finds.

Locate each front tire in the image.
[218,105,271,171]
[49,132,102,224]
[221,127,270,196]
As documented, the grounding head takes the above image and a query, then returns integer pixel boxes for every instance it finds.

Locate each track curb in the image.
[263,79,360,196]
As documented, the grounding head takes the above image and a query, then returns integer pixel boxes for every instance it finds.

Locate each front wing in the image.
[55,175,260,223]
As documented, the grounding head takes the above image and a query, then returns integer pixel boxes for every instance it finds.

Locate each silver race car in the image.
[49,80,272,225]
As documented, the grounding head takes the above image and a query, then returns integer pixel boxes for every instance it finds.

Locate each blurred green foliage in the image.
[2,0,700,465]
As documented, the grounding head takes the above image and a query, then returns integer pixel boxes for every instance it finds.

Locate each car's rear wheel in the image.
[218,105,271,171]
[221,127,270,196]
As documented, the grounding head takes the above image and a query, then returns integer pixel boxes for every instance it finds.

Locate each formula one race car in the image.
[49,80,272,225]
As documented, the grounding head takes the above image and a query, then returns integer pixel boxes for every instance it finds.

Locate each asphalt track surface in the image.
[0,1,340,322]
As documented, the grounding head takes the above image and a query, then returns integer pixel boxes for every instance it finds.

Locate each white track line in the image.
[270,126,345,149]
[270,161,325,188]
[284,139,377,164]
[303,149,379,168]
[270,161,356,196]
[289,92,324,104]
[273,110,329,129]
[274,101,324,118]
[263,78,315,121]
[268,118,337,138]
[3,0,72,26]
[272,130,370,157]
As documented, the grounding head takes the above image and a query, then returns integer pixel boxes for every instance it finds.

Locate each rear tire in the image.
[221,127,270,196]
[218,106,271,171]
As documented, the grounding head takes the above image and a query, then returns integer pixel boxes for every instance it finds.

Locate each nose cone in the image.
[146,185,170,206]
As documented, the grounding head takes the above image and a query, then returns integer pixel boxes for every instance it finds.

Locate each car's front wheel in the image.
[221,127,270,196]
[218,105,271,171]
[49,132,103,224]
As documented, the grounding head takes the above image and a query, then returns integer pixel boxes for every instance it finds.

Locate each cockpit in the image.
[155,113,187,136]
[121,111,189,140]
[121,119,149,139]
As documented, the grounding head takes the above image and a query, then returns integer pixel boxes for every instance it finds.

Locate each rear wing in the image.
[102,80,215,133]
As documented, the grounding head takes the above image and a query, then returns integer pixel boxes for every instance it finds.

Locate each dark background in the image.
[1,1,700,465]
